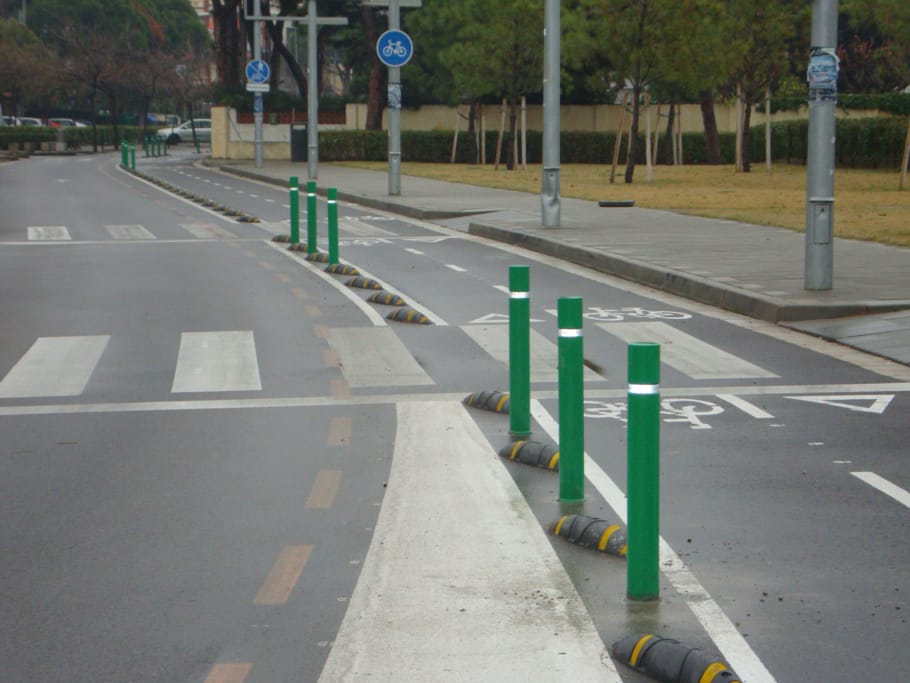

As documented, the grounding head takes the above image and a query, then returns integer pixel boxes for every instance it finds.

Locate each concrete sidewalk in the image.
[215,159,910,366]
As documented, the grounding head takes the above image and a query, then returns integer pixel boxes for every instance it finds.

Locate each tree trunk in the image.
[466,99,478,164]
[624,85,641,184]
[213,0,243,89]
[699,89,721,164]
[661,103,676,164]
[506,100,517,170]
[741,102,753,172]
[362,6,384,130]
[266,21,306,97]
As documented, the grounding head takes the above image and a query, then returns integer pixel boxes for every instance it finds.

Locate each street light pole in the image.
[388,0,402,196]
[541,0,561,227]
[252,1,264,169]
[804,0,839,290]
[307,0,319,179]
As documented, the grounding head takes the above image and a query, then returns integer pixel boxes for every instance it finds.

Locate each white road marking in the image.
[267,242,388,326]
[715,393,775,419]
[851,472,910,508]
[786,394,894,414]
[466,312,544,324]
[319,401,618,681]
[27,226,71,241]
[599,322,778,380]
[179,223,237,239]
[339,217,397,237]
[494,285,510,295]
[105,224,157,240]
[461,325,602,382]
[404,248,424,255]
[327,328,434,388]
[0,336,110,398]
[530,400,778,683]
[445,264,467,272]
[171,331,262,393]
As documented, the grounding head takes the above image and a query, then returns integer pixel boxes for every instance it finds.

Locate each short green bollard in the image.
[306,181,317,255]
[327,188,339,265]
[509,265,531,437]
[627,342,661,602]
[558,296,585,503]
[289,176,300,245]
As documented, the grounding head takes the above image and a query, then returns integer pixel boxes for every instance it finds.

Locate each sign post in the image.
[244,6,347,177]
[367,0,420,196]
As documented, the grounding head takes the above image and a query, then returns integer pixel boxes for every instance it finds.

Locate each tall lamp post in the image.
[804,0,839,290]
[541,0,561,227]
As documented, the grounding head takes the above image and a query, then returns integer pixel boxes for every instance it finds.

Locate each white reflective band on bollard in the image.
[558,329,583,338]
[628,383,659,395]
[510,292,530,299]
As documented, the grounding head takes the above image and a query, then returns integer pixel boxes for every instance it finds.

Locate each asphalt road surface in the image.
[1,151,907,682]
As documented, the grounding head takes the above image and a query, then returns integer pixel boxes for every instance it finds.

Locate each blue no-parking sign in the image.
[246,59,271,84]
[376,30,414,68]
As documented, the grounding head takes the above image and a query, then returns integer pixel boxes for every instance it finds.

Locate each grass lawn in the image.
[337,161,910,248]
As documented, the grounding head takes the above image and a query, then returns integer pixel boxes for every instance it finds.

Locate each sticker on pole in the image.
[376,30,414,67]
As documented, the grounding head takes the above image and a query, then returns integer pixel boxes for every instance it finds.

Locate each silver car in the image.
[158,119,211,145]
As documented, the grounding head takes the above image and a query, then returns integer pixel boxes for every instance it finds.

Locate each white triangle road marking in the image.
[785,394,894,414]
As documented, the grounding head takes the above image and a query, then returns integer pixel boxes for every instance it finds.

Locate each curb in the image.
[468,221,909,324]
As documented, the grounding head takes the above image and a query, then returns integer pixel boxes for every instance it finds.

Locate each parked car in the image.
[158,119,211,144]
[17,117,43,126]
[48,118,86,128]
[1,116,16,126]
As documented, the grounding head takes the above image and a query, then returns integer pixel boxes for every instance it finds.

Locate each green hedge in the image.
[0,126,56,149]
[63,125,146,148]
[316,116,908,169]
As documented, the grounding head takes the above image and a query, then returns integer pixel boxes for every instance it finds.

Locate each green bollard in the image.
[195,139,200,154]
[306,180,317,255]
[129,144,136,170]
[144,137,149,157]
[289,176,300,245]
[627,342,661,602]
[558,296,584,503]
[509,265,531,437]
[163,136,168,155]
[120,141,127,167]
[327,188,339,265]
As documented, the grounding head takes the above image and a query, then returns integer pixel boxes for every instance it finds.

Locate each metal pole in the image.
[388,0,402,195]
[627,342,661,602]
[509,265,531,438]
[253,2,264,169]
[289,176,300,245]
[541,0,561,227]
[306,180,317,254]
[557,297,584,503]
[307,0,319,179]
[327,188,339,265]
[804,0,839,290]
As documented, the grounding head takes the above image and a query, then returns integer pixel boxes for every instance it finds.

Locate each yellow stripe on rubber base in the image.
[597,525,621,551]
[699,661,738,683]
[554,515,569,536]
[629,634,655,667]
[495,393,510,412]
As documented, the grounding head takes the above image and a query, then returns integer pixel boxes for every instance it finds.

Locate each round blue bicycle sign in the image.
[376,30,414,67]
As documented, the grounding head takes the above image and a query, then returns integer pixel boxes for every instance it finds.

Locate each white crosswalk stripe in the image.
[327,327,434,387]
[105,224,157,240]
[179,223,237,239]
[339,218,397,237]
[0,336,110,398]
[461,325,602,382]
[27,226,71,241]
[171,331,262,393]
[598,321,778,380]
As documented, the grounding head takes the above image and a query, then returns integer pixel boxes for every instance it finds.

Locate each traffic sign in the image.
[376,30,414,68]
[246,59,270,84]
[245,82,270,93]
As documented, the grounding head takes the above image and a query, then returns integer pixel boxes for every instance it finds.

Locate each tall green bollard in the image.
[306,181,317,255]
[327,188,339,265]
[558,296,584,503]
[627,342,661,601]
[289,176,300,245]
[129,144,136,170]
[144,137,149,157]
[120,141,127,167]
[509,265,531,437]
